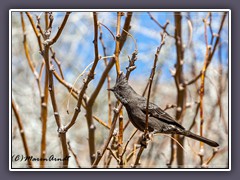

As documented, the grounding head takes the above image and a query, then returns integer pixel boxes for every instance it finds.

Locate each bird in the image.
[108,72,219,147]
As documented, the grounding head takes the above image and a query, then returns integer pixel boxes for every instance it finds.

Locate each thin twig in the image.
[53,71,79,96]
[189,102,200,131]
[65,13,98,132]
[202,148,219,168]
[44,44,69,168]
[12,100,33,168]
[99,22,115,41]
[125,50,138,80]
[205,41,228,134]
[209,13,214,46]
[36,14,45,39]
[86,12,132,116]
[67,141,81,168]
[20,12,42,98]
[199,13,214,165]
[121,129,138,158]
[132,146,145,168]
[25,11,49,168]
[99,24,112,126]
[145,33,165,134]
[53,70,110,129]
[107,148,120,163]
[104,132,118,167]
[148,12,174,38]
[91,12,133,168]
[80,12,100,164]
[39,59,49,168]
[115,12,123,75]
[184,12,227,87]
[48,12,71,46]
[25,12,43,52]
[132,33,166,168]
[115,12,124,167]
[50,47,64,79]
[119,12,133,50]
[91,104,123,168]
[40,12,72,168]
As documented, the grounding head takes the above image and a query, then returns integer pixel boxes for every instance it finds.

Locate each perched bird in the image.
[108,72,219,147]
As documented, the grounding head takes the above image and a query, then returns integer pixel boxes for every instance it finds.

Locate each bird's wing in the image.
[140,102,185,129]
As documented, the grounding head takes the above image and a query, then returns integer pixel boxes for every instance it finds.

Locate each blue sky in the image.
[13,11,229,86]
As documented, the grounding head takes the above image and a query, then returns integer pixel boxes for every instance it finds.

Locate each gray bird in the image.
[108,72,219,147]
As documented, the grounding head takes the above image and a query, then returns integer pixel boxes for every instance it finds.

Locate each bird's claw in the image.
[140,132,153,148]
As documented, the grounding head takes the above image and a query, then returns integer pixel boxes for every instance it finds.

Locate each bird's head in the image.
[107,72,130,104]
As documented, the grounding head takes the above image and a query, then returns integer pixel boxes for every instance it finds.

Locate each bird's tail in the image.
[182,130,219,147]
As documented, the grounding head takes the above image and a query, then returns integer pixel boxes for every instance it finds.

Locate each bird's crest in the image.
[116,71,127,85]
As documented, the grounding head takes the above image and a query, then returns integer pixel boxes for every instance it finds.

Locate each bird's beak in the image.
[107,88,114,91]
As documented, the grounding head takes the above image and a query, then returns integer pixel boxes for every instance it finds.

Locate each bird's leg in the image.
[139,133,148,148]
[140,130,156,148]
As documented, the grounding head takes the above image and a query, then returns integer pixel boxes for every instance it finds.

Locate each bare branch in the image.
[92,104,123,168]
[68,141,81,168]
[48,12,71,45]
[145,33,165,134]
[12,100,33,168]
[25,12,43,52]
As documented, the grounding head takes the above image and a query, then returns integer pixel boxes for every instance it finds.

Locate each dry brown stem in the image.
[12,100,33,168]
[68,141,81,168]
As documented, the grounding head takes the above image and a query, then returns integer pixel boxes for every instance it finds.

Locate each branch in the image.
[132,146,145,168]
[45,12,49,31]
[202,147,219,168]
[198,12,227,166]
[50,47,64,79]
[43,43,69,168]
[171,12,186,167]
[132,33,166,168]
[25,12,43,52]
[25,11,49,168]
[91,104,123,168]
[68,141,81,168]
[115,12,124,167]
[20,12,42,98]
[53,71,110,130]
[115,12,122,75]
[65,12,99,132]
[51,12,98,166]
[87,12,133,111]
[90,12,133,167]
[188,102,200,131]
[38,12,72,168]
[184,12,227,87]
[104,132,118,167]
[121,129,138,158]
[48,12,71,45]
[148,12,173,38]
[12,100,33,168]
[145,33,165,134]
[99,24,112,126]
[119,12,133,50]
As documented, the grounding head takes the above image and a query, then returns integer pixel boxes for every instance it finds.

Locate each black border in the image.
[1,0,239,179]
